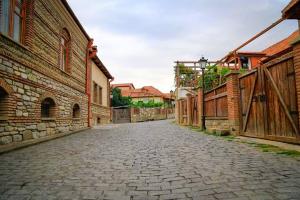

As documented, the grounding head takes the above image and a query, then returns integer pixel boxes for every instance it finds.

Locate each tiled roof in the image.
[115,85,167,99]
[262,30,299,56]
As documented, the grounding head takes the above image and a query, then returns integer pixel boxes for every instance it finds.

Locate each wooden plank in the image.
[204,92,227,101]
[243,72,258,133]
[264,68,299,135]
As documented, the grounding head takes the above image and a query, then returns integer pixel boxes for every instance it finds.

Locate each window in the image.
[93,82,98,103]
[0,86,9,120]
[240,56,251,69]
[0,0,25,43]
[59,29,71,72]
[72,104,80,118]
[41,97,56,118]
[98,86,102,105]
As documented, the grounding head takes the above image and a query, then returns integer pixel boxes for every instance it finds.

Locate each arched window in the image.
[72,104,80,118]
[41,97,56,118]
[59,28,71,72]
[0,0,25,43]
[0,87,9,120]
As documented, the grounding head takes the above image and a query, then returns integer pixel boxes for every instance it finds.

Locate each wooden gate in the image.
[239,55,300,143]
[112,108,131,124]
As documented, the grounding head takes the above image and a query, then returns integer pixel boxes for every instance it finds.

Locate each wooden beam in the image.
[243,72,257,133]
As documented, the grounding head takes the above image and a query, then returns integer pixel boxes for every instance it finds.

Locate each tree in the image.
[111,88,132,107]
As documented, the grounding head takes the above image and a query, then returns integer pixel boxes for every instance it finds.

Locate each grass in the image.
[175,122,300,158]
[240,141,300,157]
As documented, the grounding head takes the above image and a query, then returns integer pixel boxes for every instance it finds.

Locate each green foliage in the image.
[111,88,132,107]
[131,100,164,108]
[198,65,230,91]
[175,63,231,91]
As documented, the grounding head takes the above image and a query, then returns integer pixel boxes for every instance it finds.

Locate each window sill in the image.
[41,118,56,121]
[0,33,30,51]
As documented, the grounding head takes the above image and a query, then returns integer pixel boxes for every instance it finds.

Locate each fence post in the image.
[186,94,192,126]
[226,70,241,135]
[197,89,203,129]
[292,38,300,129]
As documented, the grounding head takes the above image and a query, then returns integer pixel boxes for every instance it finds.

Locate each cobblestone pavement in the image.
[1,120,300,200]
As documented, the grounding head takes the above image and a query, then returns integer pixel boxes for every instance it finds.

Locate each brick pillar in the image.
[197,89,203,128]
[186,94,192,126]
[226,71,240,135]
[292,39,300,129]
[175,100,179,123]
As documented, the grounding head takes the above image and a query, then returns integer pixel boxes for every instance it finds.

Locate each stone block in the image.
[22,95,30,101]
[0,64,7,71]
[16,110,23,117]
[37,123,46,131]
[49,122,56,128]
[22,130,33,140]
[32,132,39,139]
[3,60,12,67]
[13,134,23,142]
[39,131,47,137]
[26,125,37,130]
[4,126,14,132]
[17,88,24,94]
[0,136,12,145]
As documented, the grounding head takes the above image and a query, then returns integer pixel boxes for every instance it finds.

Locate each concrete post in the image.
[226,70,241,135]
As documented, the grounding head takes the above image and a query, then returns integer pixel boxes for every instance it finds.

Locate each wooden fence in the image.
[176,40,300,144]
[205,83,228,118]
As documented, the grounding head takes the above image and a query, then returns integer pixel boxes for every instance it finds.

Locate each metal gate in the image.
[239,54,300,143]
[112,107,131,124]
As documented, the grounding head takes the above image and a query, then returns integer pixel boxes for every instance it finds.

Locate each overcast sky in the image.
[68,0,298,93]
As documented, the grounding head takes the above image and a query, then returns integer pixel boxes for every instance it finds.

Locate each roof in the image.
[224,51,266,63]
[111,83,135,89]
[61,0,90,41]
[163,93,175,100]
[114,85,167,99]
[262,30,299,56]
[91,55,113,79]
[282,0,300,19]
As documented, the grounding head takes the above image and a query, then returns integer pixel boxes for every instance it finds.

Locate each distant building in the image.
[112,84,174,106]
[223,30,299,70]
[90,49,113,126]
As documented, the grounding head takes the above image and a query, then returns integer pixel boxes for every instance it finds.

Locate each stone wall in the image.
[91,103,111,126]
[0,0,90,149]
[131,108,170,123]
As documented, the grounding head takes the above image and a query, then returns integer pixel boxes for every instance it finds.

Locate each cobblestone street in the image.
[1,120,300,200]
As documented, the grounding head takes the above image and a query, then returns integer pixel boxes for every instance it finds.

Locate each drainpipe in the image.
[86,39,94,127]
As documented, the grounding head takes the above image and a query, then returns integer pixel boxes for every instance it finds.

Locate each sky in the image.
[68,0,298,93]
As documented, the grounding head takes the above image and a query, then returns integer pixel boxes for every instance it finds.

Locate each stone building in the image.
[89,48,113,126]
[0,0,94,149]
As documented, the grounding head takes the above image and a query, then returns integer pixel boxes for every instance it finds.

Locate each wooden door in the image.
[263,58,299,143]
[239,55,300,143]
[239,68,266,138]
[112,108,131,124]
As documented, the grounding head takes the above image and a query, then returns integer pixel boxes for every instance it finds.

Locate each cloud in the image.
[68,0,298,92]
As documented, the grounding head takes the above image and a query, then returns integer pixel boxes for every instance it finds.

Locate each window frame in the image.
[0,0,26,43]
[59,28,71,73]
